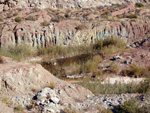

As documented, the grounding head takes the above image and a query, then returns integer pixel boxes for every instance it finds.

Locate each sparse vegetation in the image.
[49,81,55,89]
[32,7,40,12]
[15,17,22,23]
[0,56,3,63]
[93,36,126,55]
[31,86,38,93]
[126,13,137,19]
[114,99,143,113]
[25,16,38,21]
[40,20,50,26]
[80,55,102,74]
[122,64,149,78]
[1,3,150,113]
[97,106,113,113]
[37,44,93,57]
[75,25,85,30]
[93,36,126,50]
[27,100,36,110]
[0,25,3,34]
[0,44,36,60]
[101,9,110,17]
[63,104,77,113]
[13,13,18,16]
[0,36,126,62]
[14,105,24,111]
[138,77,150,93]
[51,17,60,22]
[135,3,144,8]
[107,62,119,73]
[79,77,148,94]
[1,97,9,104]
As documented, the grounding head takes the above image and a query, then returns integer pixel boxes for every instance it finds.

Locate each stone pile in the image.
[71,94,140,112]
[34,87,63,113]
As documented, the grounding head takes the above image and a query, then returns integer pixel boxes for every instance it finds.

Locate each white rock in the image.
[36,101,41,106]
[47,108,55,113]
[113,55,123,60]
[50,97,59,104]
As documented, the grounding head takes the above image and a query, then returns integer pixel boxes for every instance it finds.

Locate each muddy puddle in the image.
[41,53,95,78]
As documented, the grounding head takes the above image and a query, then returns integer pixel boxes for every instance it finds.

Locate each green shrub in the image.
[107,62,119,73]
[135,3,144,7]
[32,7,40,12]
[17,8,22,11]
[102,10,110,16]
[138,77,150,93]
[51,17,60,22]
[82,60,95,73]
[93,55,102,63]
[14,105,24,111]
[37,44,92,58]
[75,25,85,30]
[1,97,9,104]
[64,62,81,76]
[114,99,143,113]
[15,17,22,23]
[93,36,126,50]
[40,20,50,26]
[122,64,149,78]
[126,13,137,19]
[13,13,18,16]
[80,55,102,74]
[49,81,55,89]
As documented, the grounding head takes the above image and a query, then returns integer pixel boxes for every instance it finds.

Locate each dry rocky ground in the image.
[0,56,94,113]
[0,56,149,113]
[0,1,150,113]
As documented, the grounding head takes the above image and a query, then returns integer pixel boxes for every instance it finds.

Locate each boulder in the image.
[113,55,123,60]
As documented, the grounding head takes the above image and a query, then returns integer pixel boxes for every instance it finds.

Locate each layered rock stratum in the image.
[0,0,148,11]
[1,3,150,48]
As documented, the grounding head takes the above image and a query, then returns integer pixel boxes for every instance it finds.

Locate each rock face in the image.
[1,20,150,48]
[0,0,148,11]
[1,5,150,48]
[0,57,93,110]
